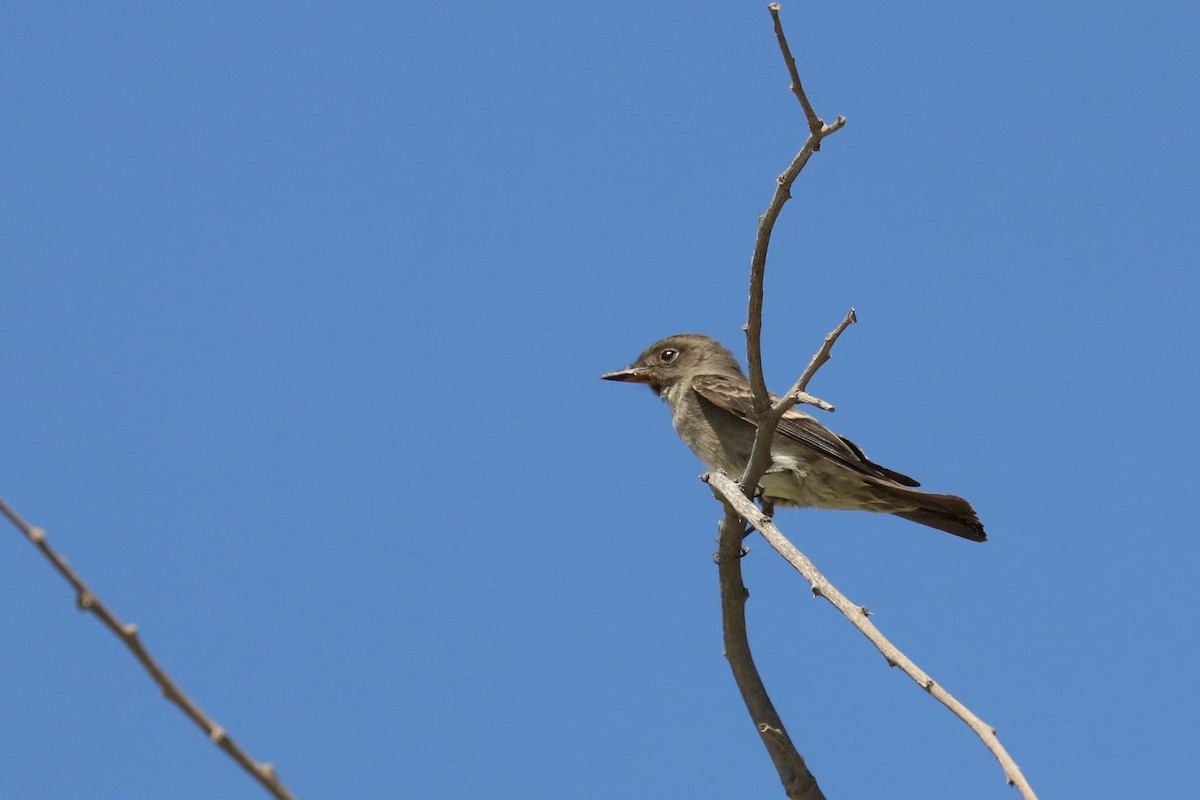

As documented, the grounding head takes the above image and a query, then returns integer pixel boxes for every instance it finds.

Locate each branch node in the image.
[758,722,784,737]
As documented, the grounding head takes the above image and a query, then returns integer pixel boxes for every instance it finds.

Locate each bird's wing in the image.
[690,374,921,487]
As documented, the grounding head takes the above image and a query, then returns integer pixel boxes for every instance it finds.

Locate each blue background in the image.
[3,2,1196,798]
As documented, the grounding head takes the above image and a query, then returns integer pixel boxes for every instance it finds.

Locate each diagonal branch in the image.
[706,474,1040,800]
[0,498,297,800]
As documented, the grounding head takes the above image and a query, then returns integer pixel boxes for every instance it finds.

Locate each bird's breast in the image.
[665,386,756,474]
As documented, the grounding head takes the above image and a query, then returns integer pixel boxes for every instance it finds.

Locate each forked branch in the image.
[707,475,1039,800]
[717,5,1037,800]
[739,307,856,495]
[716,7,846,797]
[743,4,846,433]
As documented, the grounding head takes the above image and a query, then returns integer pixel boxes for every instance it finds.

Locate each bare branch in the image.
[0,498,297,800]
[744,5,847,455]
[790,307,858,394]
[706,473,1040,800]
[789,390,834,413]
[712,501,826,800]
[768,3,823,135]
[724,8,852,795]
[739,308,856,494]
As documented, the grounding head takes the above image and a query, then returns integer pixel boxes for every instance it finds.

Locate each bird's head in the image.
[601,333,744,396]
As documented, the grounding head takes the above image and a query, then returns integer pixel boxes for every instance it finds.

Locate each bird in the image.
[601,333,986,541]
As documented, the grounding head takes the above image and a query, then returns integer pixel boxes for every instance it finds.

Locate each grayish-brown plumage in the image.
[602,333,986,542]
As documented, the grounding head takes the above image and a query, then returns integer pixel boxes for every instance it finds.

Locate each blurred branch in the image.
[0,498,297,800]
[706,474,1040,800]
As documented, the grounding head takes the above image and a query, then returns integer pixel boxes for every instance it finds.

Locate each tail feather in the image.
[893,508,986,542]
[879,487,987,542]
[892,491,984,542]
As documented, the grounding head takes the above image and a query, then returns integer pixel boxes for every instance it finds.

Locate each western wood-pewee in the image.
[602,333,986,541]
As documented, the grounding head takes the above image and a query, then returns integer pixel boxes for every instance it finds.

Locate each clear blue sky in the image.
[3,2,1196,798]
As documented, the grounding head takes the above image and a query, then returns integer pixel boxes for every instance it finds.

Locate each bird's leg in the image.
[759,497,776,520]
[737,537,751,558]
[732,496,774,557]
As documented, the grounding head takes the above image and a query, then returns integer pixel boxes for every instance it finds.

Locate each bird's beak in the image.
[601,366,652,383]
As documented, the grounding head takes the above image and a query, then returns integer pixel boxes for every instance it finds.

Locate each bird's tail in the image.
[875,484,987,542]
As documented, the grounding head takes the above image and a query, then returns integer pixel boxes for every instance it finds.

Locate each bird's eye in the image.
[659,348,678,363]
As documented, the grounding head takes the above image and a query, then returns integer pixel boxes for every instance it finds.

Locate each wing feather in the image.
[690,374,921,487]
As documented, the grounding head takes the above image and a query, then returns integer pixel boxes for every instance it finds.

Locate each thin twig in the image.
[739,308,856,494]
[768,3,822,135]
[789,390,834,413]
[744,6,847,442]
[0,498,297,800]
[790,307,858,394]
[714,506,826,800]
[706,474,1040,800]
